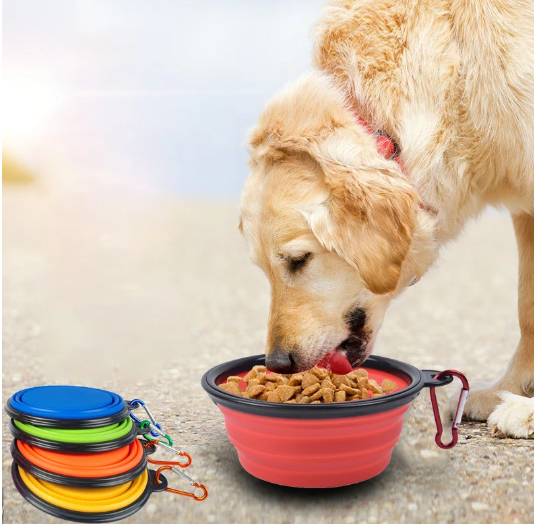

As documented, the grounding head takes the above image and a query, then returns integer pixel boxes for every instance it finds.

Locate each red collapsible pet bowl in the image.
[201,355,469,488]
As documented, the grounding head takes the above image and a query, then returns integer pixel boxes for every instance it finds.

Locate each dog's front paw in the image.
[449,381,501,421]
[488,392,534,439]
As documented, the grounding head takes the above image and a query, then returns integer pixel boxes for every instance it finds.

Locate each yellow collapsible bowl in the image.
[12,463,167,523]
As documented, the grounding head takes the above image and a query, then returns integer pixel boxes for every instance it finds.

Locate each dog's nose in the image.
[266,348,292,373]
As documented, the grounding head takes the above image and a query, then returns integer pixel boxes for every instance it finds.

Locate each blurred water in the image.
[3,0,324,197]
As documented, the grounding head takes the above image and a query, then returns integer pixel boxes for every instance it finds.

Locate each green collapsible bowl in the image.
[9,418,140,453]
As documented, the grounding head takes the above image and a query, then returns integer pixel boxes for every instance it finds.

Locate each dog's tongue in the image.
[318,350,353,375]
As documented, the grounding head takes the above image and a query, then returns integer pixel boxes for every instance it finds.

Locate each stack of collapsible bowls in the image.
[6,385,167,523]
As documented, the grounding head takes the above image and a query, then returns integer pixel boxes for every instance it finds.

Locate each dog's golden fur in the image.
[240,0,534,437]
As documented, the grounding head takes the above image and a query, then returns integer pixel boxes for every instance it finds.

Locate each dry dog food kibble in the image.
[218,366,398,403]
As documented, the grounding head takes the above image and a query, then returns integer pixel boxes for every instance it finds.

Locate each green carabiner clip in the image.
[139,420,173,446]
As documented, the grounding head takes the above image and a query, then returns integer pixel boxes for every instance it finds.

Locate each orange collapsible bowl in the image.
[11,439,149,487]
[202,355,468,488]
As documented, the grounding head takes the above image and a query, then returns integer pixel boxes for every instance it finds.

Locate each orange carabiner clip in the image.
[155,465,208,501]
[144,440,192,468]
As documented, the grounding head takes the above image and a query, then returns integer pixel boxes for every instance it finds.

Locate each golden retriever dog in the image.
[239,0,534,438]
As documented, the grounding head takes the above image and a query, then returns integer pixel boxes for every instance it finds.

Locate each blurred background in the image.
[3,0,325,381]
[3,0,324,195]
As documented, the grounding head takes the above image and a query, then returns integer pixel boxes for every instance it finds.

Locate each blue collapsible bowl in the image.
[5,385,130,429]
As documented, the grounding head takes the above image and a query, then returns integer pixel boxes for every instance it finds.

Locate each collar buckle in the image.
[376,130,400,160]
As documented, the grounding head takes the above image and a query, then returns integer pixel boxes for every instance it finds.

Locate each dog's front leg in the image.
[458,212,534,438]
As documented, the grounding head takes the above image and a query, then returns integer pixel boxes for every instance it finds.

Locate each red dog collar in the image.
[355,115,400,161]
[355,115,437,215]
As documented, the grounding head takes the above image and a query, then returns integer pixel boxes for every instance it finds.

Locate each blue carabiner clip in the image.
[128,399,163,438]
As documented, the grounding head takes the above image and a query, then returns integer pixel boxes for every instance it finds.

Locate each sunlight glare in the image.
[2,73,65,147]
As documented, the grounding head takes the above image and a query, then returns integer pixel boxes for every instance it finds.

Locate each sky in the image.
[3,0,325,197]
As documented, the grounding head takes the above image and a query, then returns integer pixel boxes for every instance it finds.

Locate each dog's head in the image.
[240,74,437,373]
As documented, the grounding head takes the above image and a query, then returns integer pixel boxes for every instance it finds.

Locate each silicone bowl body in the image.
[201,354,451,488]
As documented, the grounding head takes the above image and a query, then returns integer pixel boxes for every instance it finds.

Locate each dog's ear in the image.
[303,131,419,295]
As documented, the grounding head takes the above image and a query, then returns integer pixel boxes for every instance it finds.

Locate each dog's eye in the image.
[287,252,312,273]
